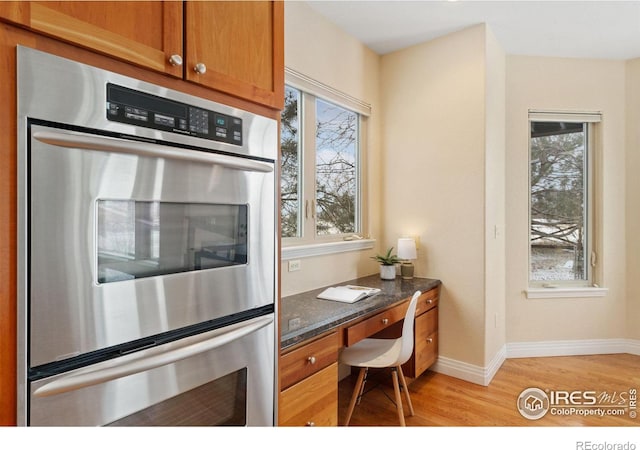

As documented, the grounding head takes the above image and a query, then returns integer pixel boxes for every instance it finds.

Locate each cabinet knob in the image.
[307,356,316,365]
[194,62,207,74]
[168,54,183,66]
[427,337,433,344]
[306,421,315,427]
[426,299,433,304]
[382,318,389,325]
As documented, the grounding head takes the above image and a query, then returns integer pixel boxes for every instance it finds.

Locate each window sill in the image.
[281,239,375,261]
[525,287,609,299]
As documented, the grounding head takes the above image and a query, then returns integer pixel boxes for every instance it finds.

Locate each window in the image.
[528,111,600,288]
[281,70,370,248]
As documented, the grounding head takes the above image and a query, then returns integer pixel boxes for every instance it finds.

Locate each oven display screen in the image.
[97,200,248,284]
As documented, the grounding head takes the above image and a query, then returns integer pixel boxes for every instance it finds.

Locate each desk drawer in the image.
[414,331,438,376]
[344,302,406,347]
[279,363,338,427]
[416,306,438,339]
[280,332,339,390]
[414,287,439,317]
[402,305,438,378]
[414,307,438,375]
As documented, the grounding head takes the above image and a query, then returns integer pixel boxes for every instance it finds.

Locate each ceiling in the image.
[305,0,640,60]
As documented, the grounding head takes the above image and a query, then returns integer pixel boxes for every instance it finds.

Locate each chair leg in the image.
[397,365,414,416]
[344,367,367,426]
[390,367,406,426]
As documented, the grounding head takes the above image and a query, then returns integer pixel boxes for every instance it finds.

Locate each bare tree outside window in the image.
[530,121,588,281]
[280,86,301,238]
[280,84,362,242]
[315,99,358,235]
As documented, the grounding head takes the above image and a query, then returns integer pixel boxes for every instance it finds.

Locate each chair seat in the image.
[340,337,403,368]
[340,291,421,426]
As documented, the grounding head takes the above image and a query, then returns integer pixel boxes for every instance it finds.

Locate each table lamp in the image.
[397,237,417,280]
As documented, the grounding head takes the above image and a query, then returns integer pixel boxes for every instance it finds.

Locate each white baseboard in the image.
[432,344,506,386]
[432,339,640,386]
[506,338,640,358]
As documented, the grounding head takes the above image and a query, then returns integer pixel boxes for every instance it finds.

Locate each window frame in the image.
[281,68,371,252]
[526,110,602,292]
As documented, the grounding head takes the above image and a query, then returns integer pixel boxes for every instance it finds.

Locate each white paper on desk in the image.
[316,285,381,303]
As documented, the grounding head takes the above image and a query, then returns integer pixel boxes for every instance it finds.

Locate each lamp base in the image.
[400,262,414,280]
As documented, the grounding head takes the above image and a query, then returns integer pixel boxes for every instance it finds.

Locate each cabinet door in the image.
[0,1,183,77]
[279,363,338,427]
[184,1,284,110]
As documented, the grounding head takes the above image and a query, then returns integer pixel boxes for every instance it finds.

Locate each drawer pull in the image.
[426,299,433,304]
[307,356,316,365]
[382,318,389,325]
[306,421,315,427]
[427,338,434,344]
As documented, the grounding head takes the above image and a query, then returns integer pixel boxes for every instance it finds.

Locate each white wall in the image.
[484,28,507,366]
[380,25,488,367]
[626,59,640,341]
[505,56,627,343]
[281,2,382,297]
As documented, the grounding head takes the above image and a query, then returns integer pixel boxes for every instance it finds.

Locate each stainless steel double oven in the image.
[17,47,278,426]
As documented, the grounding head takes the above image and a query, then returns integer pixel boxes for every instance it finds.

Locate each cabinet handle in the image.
[307,356,316,365]
[194,62,207,74]
[426,299,433,304]
[168,54,183,66]
[306,421,315,427]
[427,337,433,344]
[382,318,389,325]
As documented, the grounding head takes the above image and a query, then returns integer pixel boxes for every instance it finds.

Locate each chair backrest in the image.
[398,290,421,365]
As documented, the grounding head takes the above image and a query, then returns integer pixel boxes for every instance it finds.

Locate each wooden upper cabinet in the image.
[184,1,284,110]
[0,1,284,110]
[0,1,184,77]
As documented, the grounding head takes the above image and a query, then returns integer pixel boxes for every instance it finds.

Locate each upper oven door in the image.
[28,124,276,367]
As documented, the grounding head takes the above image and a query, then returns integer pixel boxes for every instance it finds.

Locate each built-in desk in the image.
[278,275,441,427]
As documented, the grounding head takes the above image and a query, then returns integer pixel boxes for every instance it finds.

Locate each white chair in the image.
[340,290,421,426]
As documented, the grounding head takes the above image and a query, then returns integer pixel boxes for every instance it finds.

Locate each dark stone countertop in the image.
[280,274,441,350]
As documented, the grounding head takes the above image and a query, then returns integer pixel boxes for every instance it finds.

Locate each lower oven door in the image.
[28,314,275,426]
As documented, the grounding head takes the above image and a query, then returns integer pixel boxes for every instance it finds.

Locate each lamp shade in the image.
[397,238,417,260]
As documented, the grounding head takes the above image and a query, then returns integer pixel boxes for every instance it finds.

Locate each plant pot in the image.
[379,264,396,280]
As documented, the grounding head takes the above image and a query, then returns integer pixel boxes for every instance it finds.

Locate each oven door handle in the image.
[32,130,274,173]
[33,315,273,398]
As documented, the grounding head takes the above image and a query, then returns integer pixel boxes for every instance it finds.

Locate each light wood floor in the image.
[337,353,640,426]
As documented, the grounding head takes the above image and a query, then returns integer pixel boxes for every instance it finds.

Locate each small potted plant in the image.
[371,247,400,280]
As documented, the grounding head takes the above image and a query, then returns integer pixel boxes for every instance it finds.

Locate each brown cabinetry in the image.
[185,1,283,110]
[0,0,284,110]
[0,1,183,77]
[344,301,407,347]
[402,286,440,378]
[279,332,339,426]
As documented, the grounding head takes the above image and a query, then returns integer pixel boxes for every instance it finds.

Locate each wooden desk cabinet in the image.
[279,332,339,426]
[278,285,440,426]
[403,286,439,378]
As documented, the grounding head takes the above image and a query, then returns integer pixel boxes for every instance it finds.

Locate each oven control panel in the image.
[106,84,242,146]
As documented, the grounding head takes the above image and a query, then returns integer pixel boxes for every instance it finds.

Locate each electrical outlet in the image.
[288,260,301,272]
